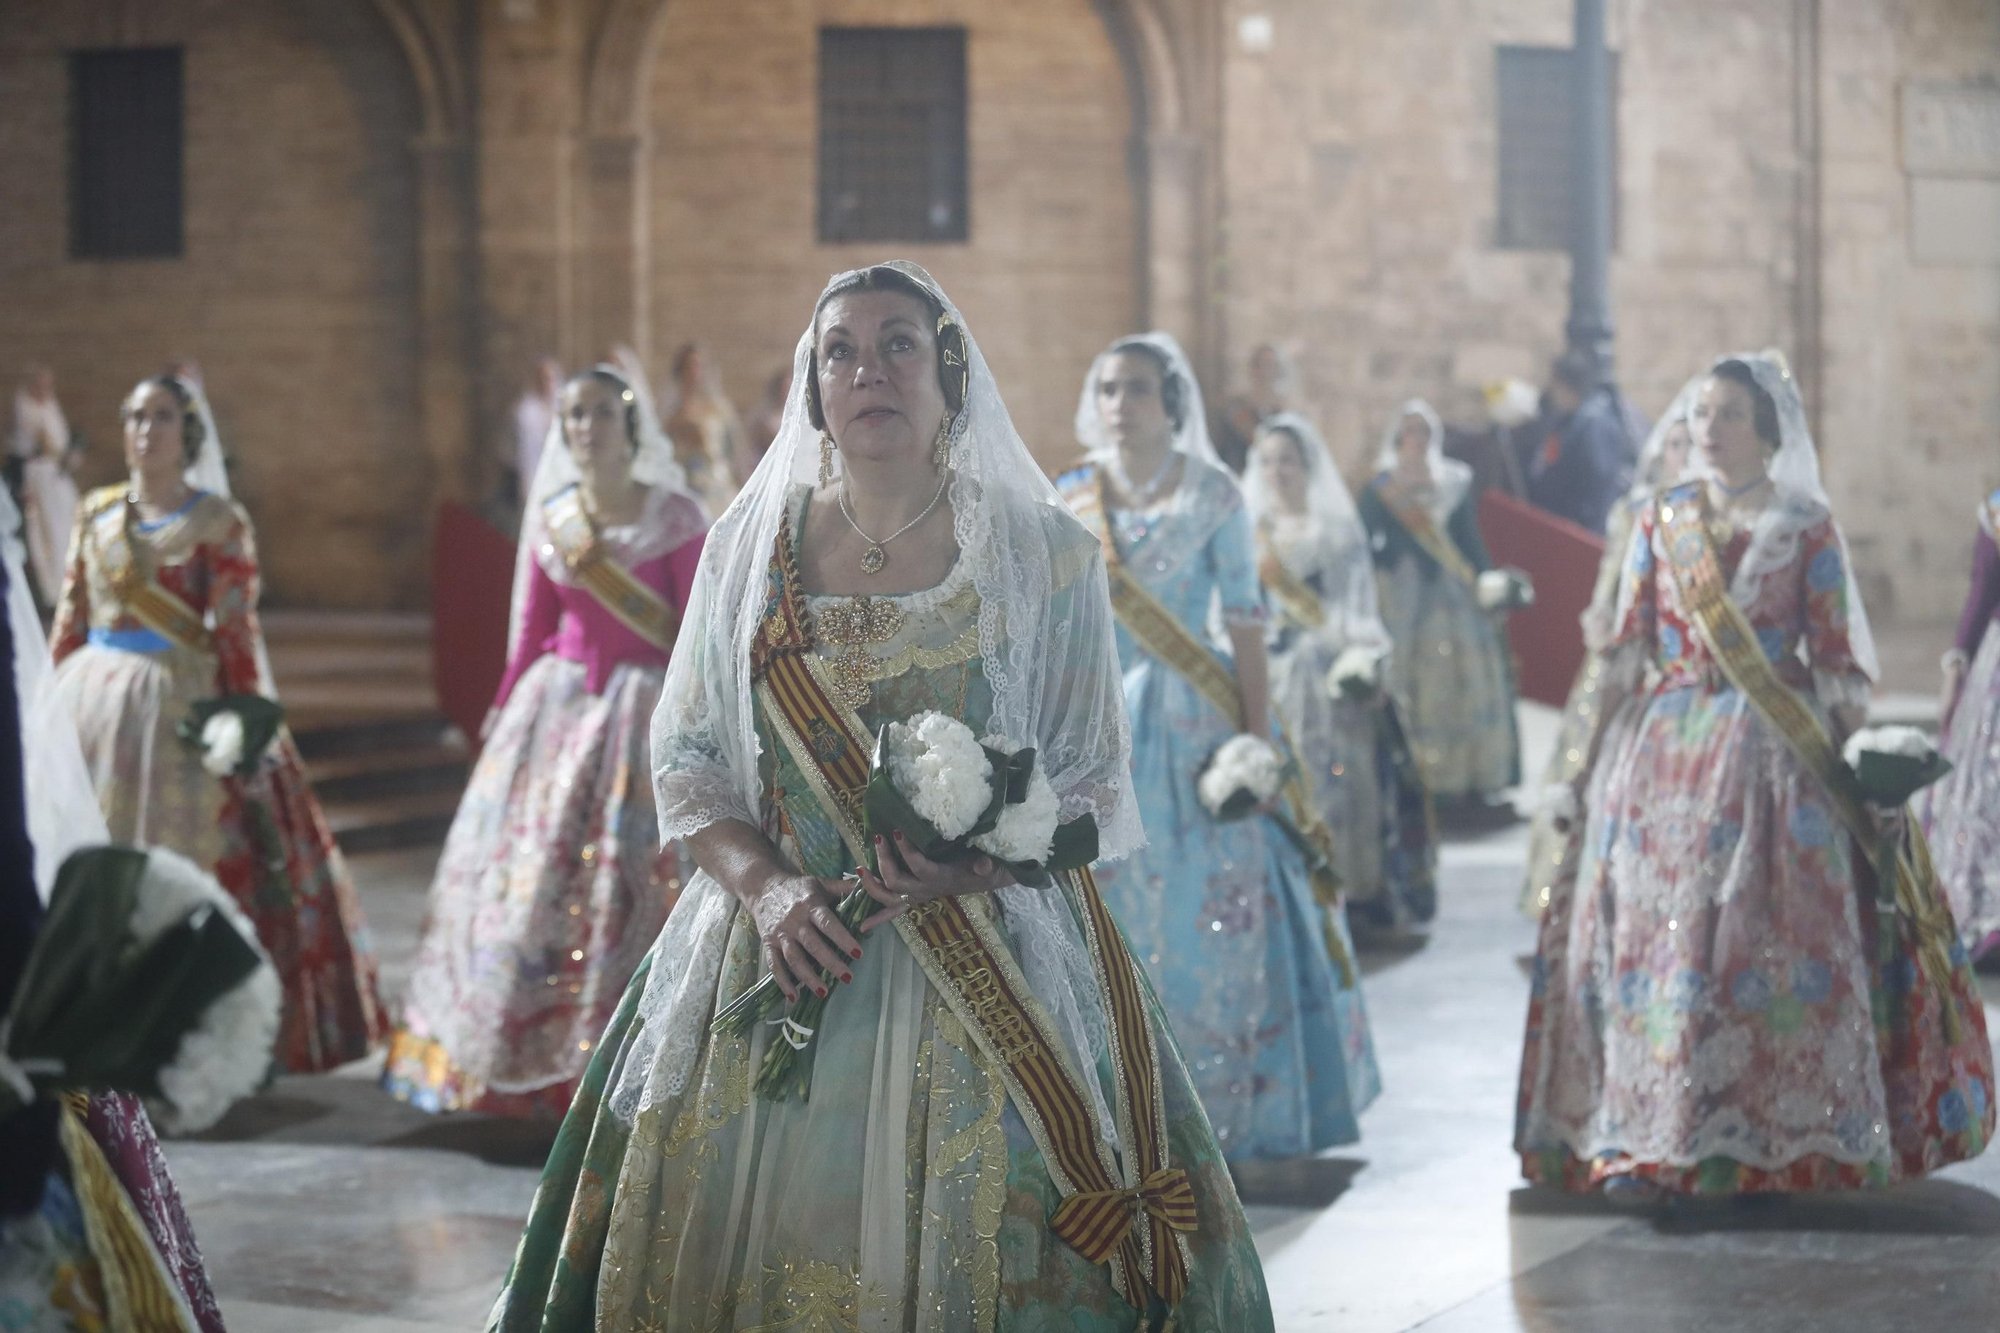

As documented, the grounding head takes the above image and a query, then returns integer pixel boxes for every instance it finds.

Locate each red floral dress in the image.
[51,485,386,1073]
[1515,483,1993,1194]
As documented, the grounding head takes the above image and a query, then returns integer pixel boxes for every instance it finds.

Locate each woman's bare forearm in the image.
[1227,620,1272,738]
[687,818,794,905]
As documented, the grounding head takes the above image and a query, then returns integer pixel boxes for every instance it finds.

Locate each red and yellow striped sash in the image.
[751,512,1194,1310]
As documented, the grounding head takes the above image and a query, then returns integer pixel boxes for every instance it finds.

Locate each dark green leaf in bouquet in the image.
[4,847,263,1104]
[961,744,1015,843]
[177,695,287,778]
[1045,815,1099,873]
[1213,787,1261,823]
[1851,750,1954,809]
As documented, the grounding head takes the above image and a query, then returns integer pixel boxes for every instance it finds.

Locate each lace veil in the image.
[1683,351,1878,680]
[1243,411,1391,656]
[1074,330,1224,470]
[1374,398,1472,524]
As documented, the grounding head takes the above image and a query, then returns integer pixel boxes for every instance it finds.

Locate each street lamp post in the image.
[1566,0,1615,386]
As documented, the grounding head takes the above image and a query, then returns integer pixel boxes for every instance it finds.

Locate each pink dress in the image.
[385,487,706,1118]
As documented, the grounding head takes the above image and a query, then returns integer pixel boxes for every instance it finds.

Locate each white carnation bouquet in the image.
[713,710,1098,1101]
[1841,724,1952,808]
[1196,733,1337,887]
[1476,567,1536,612]
[1327,645,1385,701]
[0,846,280,1135]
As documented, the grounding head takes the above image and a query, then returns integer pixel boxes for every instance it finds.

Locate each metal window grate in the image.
[818,27,968,244]
[1495,45,1619,252]
[70,47,184,260]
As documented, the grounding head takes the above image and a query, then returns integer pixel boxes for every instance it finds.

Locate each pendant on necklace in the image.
[859,545,886,575]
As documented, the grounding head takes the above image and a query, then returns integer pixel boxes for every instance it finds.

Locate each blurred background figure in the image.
[10,365,79,610]
[1519,350,1643,536]
[662,340,745,514]
[1213,341,1294,475]
[742,361,793,474]
[508,356,563,519]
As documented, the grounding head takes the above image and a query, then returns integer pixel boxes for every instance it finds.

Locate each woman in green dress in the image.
[487,263,1273,1332]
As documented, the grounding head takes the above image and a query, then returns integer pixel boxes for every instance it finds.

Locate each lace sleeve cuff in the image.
[655,770,757,845]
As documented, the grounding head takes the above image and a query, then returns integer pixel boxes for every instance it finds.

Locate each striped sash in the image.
[1657,490,1964,1038]
[750,514,1195,1310]
[542,485,680,653]
[1256,535,1327,632]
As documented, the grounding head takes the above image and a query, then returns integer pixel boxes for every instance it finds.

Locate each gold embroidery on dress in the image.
[735,1258,871,1333]
[928,1009,1007,1332]
[813,595,905,709]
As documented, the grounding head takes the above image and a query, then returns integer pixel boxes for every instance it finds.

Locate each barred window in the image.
[1495,45,1619,251]
[817,27,968,244]
[70,47,185,259]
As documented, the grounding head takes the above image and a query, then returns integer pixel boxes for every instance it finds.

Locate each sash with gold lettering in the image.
[1071,470,1355,983]
[87,493,210,652]
[542,485,681,653]
[1656,489,1967,1039]
[750,514,1195,1311]
[1376,478,1480,591]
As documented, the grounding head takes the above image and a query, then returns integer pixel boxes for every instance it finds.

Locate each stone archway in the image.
[578,0,1213,374]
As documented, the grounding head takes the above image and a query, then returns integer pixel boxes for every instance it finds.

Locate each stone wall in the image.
[0,0,428,608]
[642,0,1139,474]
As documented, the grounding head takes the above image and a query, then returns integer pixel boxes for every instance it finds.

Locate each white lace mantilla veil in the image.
[626,262,1140,1120]
[1628,373,1703,505]
[1679,350,1879,682]
[1243,410,1391,655]
[506,352,702,650]
[1374,398,1472,527]
[1,485,108,901]
[1074,329,1224,470]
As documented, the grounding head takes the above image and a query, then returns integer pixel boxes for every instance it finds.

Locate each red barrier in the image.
[431,501,516,744]
[1475,490,1605,707]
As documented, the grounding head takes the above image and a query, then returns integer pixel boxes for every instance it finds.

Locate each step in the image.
[324,787,462,856]
[307,740,471,806]
[292,713,460,762]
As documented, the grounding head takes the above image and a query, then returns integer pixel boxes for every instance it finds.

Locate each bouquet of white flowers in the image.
[1327,646,1384,701]
[0,846,280,1135]
[1198,733,1285,821]
[1196,733,1340,892]
[713,711,1098,1101]
[1841,725,1952,808]
[1476,568,1536,612]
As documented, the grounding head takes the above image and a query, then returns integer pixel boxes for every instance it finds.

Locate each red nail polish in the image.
[851,948,862,959]
[816,986,828,998]
[894,830,906,842]
[841,973,852,984]
[874,835,883,845]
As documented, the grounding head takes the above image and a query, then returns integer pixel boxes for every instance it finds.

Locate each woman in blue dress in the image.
[1058,332,1378,1163]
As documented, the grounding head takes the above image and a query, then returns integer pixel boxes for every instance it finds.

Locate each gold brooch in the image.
[814,595,904,710]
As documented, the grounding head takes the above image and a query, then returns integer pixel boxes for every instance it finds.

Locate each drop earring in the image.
[819,432,836,489]
[932,415,954,471]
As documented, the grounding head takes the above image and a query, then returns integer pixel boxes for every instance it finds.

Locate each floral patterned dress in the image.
[1058,460,1379,1162]
[50,485,385,1074]
[1358,474,1521,802]
[486,487,1273,1331]
[386,487,707,1118]
[1516,483,1994,1194]
[1920,490,2000,958]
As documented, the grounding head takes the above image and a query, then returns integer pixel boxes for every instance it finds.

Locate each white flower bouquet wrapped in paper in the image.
[178,694,289,907]
[1196,732,1339,890]
[713,710,1098,1101]
[0,846,280,1135]
[1842,724,1953,808]
[1476,567,1536,613]
[1326,645,1385,701]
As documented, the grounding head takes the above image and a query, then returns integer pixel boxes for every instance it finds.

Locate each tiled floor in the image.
[163,703,2000,1332]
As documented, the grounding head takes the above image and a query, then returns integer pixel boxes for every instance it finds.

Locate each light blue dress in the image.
[1060,458,1380,1162]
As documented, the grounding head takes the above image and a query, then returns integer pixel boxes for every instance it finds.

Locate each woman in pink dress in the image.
[385,362,707,1118]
